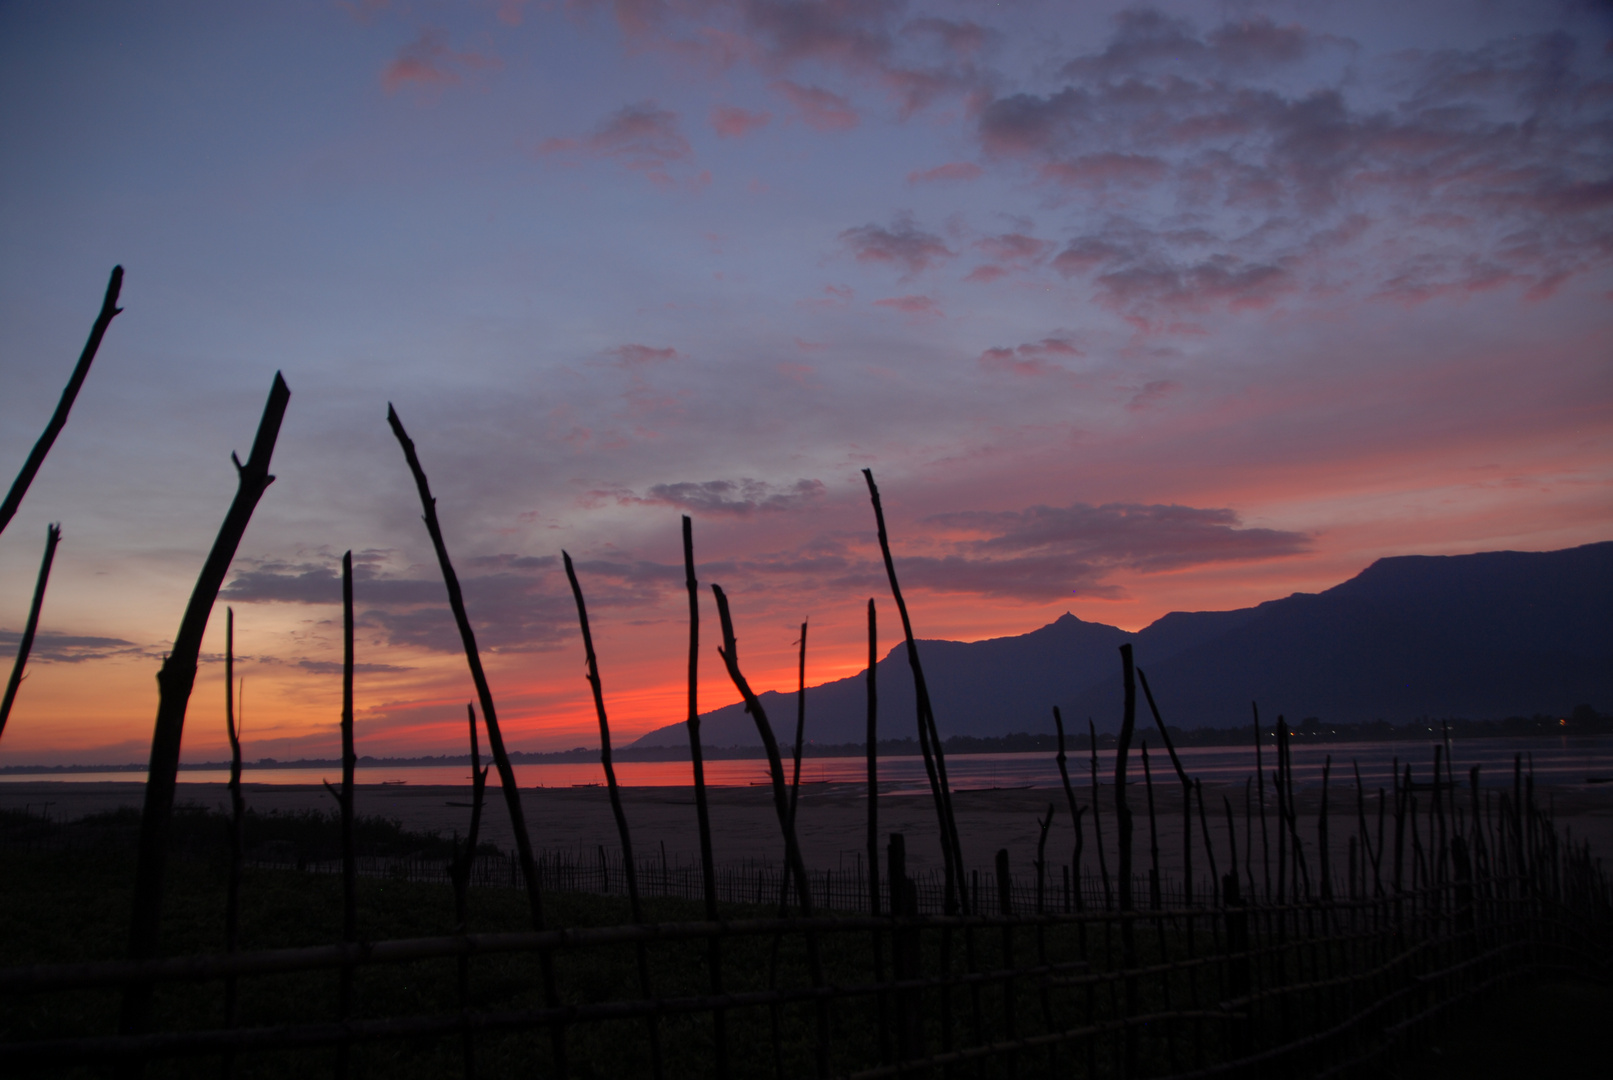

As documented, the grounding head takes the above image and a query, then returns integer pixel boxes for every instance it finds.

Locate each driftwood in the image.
[0,267,123,537]
[0,523,60,741]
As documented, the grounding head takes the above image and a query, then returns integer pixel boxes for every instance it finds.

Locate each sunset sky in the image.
[1,1,1609,765]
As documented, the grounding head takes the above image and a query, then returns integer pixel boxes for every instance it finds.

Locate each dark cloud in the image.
[381,27,501,95]
[0,630,145,664]
[978,336,1081,377]
[931,502,1311,575]
[223,555,593,655]
[972,14,1613,316]
[640,478,826,515]
[840,213,954,276]
[772,79,860,130]
[710,499,1311,603]
[539,101,694,186]
[296,659,415,675]
[742,0,900,71]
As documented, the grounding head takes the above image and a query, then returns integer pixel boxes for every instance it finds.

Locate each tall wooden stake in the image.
[1052,707,1086,910]
[121,372,289,1048]
[0,523,60,740]
[563,551,663,1080]
[682,517,728,1079]
[862,468,966,913]
[0,267,123,537]
[386,404,565,1074]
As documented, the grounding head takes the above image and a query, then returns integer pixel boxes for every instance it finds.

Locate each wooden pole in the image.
[681,517,728,1080]
[0,523,60,741]
[711,583,828,1077]
[1139,667,1193,906]
[1052,707,1086,911]
[385,404,565,1074]
[1087,719,1112,908]
[1254,702,1270,901]
[563,551,663,1080]
[0,267,123,537]
[862,469,966,912]
[121,372,289,1046]
[222,611,244,1079]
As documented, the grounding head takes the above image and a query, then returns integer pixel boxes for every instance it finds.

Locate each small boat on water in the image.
[572,782,602,788]
[380,780,407,786]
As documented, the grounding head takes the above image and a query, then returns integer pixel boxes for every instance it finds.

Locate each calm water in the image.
[6,737,1610,790]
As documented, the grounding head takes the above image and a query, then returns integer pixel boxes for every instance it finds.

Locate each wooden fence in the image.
[4,784,1608,1078]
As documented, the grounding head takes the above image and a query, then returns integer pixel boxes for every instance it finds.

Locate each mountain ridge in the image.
[630,541,1613,748]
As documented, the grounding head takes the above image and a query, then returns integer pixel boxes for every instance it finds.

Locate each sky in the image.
[0,0,1609,765]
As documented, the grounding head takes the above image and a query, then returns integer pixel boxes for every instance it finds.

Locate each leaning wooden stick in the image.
[711,583,829,1077]
[862,468,967,913]
[1138,667,1193,906]
[1087,718,1113,908]
[0,523,60,741]
[122,372,289,1046]
[222,611,245,1079]
[385,404,566,1074]
[0,267,123,537]
[1114,644,1137,912]
[319,551,358,1079]
[563,551,663,1080]
[1051,707,1086,910]
[452,703,488,1080]
[681,517,728,1080]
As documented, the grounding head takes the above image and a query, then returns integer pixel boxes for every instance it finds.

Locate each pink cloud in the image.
[905,17,991,60]
[743,0,897,72]
[1040,152,1168,189]
[381,28,501,94]
[772,79,859,131]
[907,161,983,184]
[873,294,943,317]
[1127,379,1179,410]
[979,337,1081,376]
[964,265,1007,283]
[539,101,693,186]
[710,104,771,138]
[496,0,532,27]
[977,232,1053,264]
[840,214,953,277]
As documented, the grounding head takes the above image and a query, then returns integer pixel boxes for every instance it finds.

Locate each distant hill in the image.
[629,542,1613,747]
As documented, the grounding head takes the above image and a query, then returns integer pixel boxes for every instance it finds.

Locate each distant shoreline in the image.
[6,715,1607,774]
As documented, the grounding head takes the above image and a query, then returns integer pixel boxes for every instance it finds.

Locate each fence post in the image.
[1223,872,1250,1057]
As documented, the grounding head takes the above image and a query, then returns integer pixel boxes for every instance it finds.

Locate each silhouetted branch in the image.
[862,468,966,914]
[563,550,663,1080]
[0,523,60,741]
[0,267,123,537]
[1051,708,1086,911]
[681,516,727,1080]
[222,610,244,1079]
[385,404,566,1074]
[122,372,290,1046]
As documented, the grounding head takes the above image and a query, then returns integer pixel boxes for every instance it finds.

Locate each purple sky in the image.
[1,1,1609,764]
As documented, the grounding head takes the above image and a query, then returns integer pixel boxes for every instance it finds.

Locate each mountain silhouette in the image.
[629,541,1613,747]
